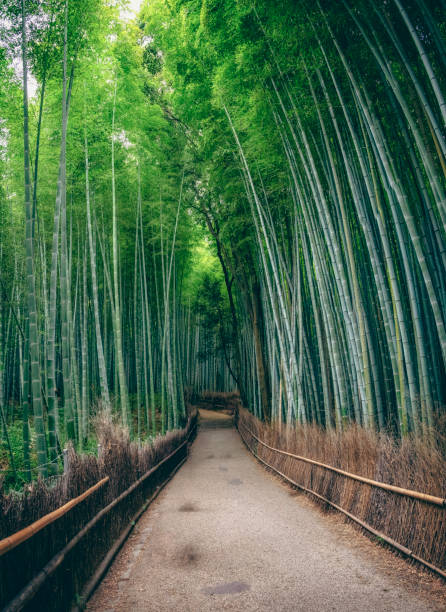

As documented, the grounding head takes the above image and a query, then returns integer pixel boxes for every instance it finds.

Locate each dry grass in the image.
[238,408,446,573]
[0,412,195,540]
[0,408,197,610]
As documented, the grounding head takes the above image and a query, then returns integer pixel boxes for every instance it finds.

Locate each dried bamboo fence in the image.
[0,411,197,611]
[236,408,446,579]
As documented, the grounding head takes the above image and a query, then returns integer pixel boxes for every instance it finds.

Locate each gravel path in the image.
[87,411,445,612]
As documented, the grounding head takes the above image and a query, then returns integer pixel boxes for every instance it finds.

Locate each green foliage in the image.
[1,0,446,490]
[140,0,446,431]
[0,421,38,491]
[181,238,221,302]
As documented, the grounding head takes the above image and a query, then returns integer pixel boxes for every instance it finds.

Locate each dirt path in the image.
[87,411,445,612]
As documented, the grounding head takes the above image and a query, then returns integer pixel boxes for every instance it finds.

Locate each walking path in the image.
[87,410,445,611]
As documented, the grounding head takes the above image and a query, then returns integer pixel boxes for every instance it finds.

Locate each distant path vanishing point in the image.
[87,409,444,612]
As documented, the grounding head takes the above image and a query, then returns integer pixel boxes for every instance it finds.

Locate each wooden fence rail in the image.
[238,419,446,580]
[0,478,110,557]
[238,421,446,506]
[1,412,197,612]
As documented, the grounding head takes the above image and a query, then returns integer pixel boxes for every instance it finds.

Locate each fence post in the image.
[63,448,69,474]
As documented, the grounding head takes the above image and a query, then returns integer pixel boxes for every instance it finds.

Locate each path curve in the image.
[88,410,444,611]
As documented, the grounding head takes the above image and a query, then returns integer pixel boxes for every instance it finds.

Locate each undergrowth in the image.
[0,407,196,539]
[0,408,197,610]
[238,407,446,573]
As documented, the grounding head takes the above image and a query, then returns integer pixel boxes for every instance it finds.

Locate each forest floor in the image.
[87,409,446,612]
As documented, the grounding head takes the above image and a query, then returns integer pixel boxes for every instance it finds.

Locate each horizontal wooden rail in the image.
[238,422,446,581]
[238,421,446,507]
[3,417,197,612]
[72,455,188,611]
[0,477,110,557]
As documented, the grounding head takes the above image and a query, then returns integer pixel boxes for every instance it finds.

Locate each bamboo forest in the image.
[0,0,446,609]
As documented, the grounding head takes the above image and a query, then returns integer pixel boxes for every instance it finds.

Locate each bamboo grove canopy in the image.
[0,0,445,480]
